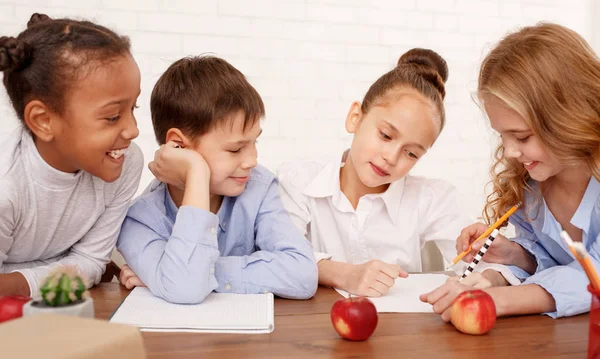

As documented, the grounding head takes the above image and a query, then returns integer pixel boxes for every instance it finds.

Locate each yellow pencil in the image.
[446,202,522,270]
[560,231,600,290]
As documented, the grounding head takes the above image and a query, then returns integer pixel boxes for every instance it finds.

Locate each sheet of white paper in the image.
[110,287,274,334]
[335,273,449,313]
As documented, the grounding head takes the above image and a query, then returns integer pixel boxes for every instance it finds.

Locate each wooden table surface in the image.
[90,283,589,358]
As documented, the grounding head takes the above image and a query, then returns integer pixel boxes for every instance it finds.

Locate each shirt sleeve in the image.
[506,210,556,279]
[0,128,21,272]
[418,180,473,270]
[0,180,16,271]
[505,211,597,318]
[278,165,332,262]
[214,179,318,299]
[117,203,221,304]
[522,260,594,318]
[14,144,144,297]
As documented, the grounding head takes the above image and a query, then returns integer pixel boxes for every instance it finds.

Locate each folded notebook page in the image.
[110,287,274,334]
[335,273,449,313]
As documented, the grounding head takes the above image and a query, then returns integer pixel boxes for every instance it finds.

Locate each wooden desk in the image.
[90,283,589,358]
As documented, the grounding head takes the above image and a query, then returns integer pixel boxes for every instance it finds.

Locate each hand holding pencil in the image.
[448,203,522,270]
[460,229,500,281]
[453,223,514,265]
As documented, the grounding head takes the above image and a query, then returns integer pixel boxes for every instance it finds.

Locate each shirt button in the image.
[210,227,217,235]
[224,284,232,291]
[210,266,215,274]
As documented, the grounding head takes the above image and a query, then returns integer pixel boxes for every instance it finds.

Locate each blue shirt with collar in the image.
[117,165,318,304]
[507,177,600,318]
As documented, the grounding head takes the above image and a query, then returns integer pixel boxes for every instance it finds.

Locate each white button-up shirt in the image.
[277,154,474,273]
[278,153,521,285]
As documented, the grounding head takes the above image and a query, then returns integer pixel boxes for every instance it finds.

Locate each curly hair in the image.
[479,23,600,223]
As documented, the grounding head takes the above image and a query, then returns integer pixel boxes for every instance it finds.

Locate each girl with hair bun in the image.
[278,48,514,297]
[0,13,143,297]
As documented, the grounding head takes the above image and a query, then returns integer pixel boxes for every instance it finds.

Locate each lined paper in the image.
[110,287,274,334]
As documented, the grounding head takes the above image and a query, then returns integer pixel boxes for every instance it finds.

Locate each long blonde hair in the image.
[479,23,600,223]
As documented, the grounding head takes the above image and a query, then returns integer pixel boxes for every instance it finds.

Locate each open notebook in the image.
[110,287,274,334]
[335,273,449,313]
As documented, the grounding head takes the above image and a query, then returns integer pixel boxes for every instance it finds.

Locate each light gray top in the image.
[0,128,143,296]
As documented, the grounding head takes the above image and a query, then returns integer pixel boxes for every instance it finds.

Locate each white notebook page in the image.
[335,273,449,313]
[110,287,274,334]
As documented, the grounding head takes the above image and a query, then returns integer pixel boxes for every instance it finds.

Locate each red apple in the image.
[0,296,31,323]
[331,296,378,341]
[450,290,496,335]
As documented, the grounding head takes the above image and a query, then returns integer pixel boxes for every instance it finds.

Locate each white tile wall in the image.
[0,0,596,221]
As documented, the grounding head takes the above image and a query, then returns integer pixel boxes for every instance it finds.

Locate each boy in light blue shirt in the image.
[117,56,318,304]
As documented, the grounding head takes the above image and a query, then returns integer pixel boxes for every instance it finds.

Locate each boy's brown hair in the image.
[151,55,265,144]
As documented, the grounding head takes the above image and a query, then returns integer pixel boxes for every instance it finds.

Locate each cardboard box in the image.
[0,314,146,358]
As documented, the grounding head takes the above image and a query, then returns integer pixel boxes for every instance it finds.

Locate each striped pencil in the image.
[447,202,522,270]
[460,229,500,280]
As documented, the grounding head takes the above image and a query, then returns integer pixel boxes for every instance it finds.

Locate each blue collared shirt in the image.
[507,177,600,318]
[117,165,318,304]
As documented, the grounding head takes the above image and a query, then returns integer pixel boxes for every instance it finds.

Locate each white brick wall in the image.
[0,0,595,221]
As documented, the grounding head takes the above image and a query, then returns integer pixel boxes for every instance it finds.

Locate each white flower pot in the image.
[23,297,95,318]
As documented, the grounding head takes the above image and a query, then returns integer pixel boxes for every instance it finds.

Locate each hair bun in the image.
[27,13,52,28]
[0,37,30,72]
[398,48,448,99]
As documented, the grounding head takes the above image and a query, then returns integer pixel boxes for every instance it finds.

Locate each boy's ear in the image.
[165,128,193,148]
[23,100,54,142]
[345,101,363,134]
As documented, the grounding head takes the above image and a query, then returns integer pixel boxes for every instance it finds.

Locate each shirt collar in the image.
[164,184,179,221]
[165,184,230,232]
[380,177,406,226]
[529,176,600,237]
[302,150,406,224]
[23,129,83,189]
[571,176,600,234]
[216,196,231,232]
[302,160,340,199]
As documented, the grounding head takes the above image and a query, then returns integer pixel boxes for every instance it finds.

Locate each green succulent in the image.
[40,270,88,307]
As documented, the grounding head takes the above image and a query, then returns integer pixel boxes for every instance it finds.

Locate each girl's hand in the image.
[457,272,493,289]
[148,141,210,189]
[456,222,516,265]
[419,270,506,321]
[119,264,146,290]
[343,260,408,297]
[419,276,485,322]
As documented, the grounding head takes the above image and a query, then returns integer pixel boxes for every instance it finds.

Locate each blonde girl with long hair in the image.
[421,23,600,319]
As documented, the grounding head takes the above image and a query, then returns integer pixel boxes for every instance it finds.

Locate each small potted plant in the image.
[22,267,94,318]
